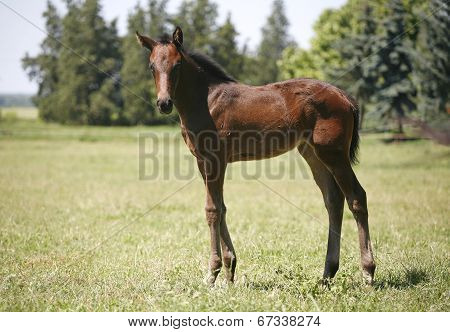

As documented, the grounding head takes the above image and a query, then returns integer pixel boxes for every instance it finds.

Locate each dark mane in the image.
[156,35,236,83]
[158,34,172,44]
[188,51,237,83]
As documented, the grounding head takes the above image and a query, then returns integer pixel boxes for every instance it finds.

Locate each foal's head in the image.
[136,27,184,114]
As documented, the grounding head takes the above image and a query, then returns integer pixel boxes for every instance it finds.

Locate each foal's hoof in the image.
[320,277,333,289]
[204,275,216,287]
[224,270,235,284]
[204,270,220,287]
[362,271,374,286]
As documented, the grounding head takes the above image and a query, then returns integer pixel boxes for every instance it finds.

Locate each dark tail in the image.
[349,100,360,165]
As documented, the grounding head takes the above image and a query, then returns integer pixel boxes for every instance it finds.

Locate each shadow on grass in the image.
[375,267,428,290]
[243,265,312,292]
[246,267,429,293]
[244,274,324,295]
[246,281,274,291]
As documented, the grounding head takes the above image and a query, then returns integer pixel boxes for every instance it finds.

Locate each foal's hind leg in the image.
[298,143,344,280]
[315,148,376,284]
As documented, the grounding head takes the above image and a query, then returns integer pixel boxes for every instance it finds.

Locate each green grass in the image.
[0,115,449,311]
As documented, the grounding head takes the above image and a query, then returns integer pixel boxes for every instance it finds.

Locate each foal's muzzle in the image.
[157,98,173,114]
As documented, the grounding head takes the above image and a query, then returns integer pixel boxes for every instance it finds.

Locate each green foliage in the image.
[89,79,121,125]
[22,1,62,121]
[172,0,218,54]
[120,4,157,125]
[148,0,169,37]
[370,0,417,133]
[414,0,449,120]
[256,0,292,84]
[330,3,379,128]
[54,0,123,124]
[311,3,358,80]
[210,14,244,80]
[278,46,324,81]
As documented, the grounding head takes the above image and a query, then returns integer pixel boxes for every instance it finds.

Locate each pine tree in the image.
[256,0,291,84]
[120,4,155,125]
[191,0,218,54]
[415,0,449,120]
[89,79,121,125]
[54,0,85,123]
[371,0,416,133]
[148,0,169,37]
[83,0,122,125]
[56,0,122,124]
[170,0,193,47]
[22,1,62,121]
[239,43,261,86]
[172,0,218,55]
[91,19,123,125]
[210,13,243,80]
[332,3,378,128]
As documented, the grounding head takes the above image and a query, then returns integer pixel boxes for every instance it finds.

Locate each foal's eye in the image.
[149,63,155,71]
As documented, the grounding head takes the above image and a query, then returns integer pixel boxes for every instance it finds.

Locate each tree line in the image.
[24,0,448,131]
[23,0,290,125]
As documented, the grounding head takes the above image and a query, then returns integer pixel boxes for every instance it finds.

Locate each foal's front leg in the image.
[197,159,236,283]
[220,203,237,282]
[203,160,226,286]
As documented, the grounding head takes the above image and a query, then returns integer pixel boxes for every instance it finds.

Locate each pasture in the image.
[0,110,449,311]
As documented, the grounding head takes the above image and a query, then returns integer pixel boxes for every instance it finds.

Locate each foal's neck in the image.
[174,56,214,131]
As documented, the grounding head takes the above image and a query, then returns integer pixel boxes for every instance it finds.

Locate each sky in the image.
[0,0,346,94]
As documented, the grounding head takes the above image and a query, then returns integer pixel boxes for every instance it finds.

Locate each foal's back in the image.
[208,78,355,148]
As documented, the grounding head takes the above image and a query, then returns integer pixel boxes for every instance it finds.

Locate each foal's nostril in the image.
[158,98,173,113]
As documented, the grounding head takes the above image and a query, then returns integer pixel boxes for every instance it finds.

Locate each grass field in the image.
[0,109,449,311]
[0,107,38,121]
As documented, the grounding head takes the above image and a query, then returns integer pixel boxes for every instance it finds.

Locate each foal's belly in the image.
[229,148,293,162]
[225,130,302,162]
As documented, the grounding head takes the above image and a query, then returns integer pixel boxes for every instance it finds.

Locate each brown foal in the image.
[136,27,376,286]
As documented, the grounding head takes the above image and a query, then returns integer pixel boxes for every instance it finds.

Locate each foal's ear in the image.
[172,26,183,48]
[135,31,157,51]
